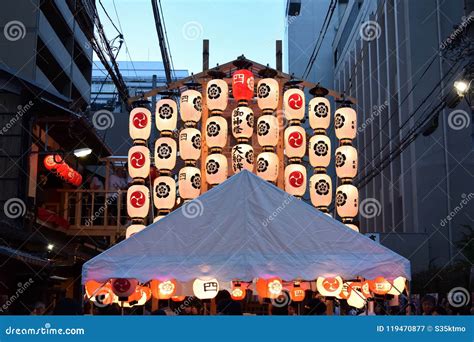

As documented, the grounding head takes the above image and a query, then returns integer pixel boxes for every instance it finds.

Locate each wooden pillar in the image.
[200,80,209,193]
[326,298,334,315]
[276,80,285,189]
[276,40,282,72]
[151,297,158,312]
[202,39,209,71]
[210,298,216,315]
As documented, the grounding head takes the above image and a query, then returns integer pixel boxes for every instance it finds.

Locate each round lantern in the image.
[335,184,358,219]
[232,69,254,102]
[284,164,307,197]
[193,278,219,299]
[150,279,177,300]
[179,128,201,163]
[43,154,58,171]
[207,79,228,113]
[308,97,330,131]
[257,78,279,111]
[178,166,201,200]
[180,89,202,125]
[347,288,366,308]
[127,185,150,219]
[290,283,305,302]
[309,173,332,210]
[388,277,406,295]
[154,137,177,172]
[126,224,146,239]
[334,107,357,142]
[231,144,254,173]
[256,278,283,299]
[85,280,108,299]
[335,145,358,180]
[206,115,228,150]
[111,278,138,298]
[257,115,279,148]
[156,98,178,133]
[256,152,278,182]
[316,276,343,297]
[87,282,115,305]
[205,154,228,185]
[171,296,186,302]
[370,276,392,295]
[153,176,176,210]
[309,135,331,170]
[230,283,246,301]
[346,223,359,232]
[128,145,150,180]
[284,126,306,159]
[231,106,254,141]
[129,107,151,142]
[283,88,305,122]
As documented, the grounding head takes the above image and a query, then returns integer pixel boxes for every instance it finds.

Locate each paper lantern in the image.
[231,144,254,173]
[290,283,305,302]
[346,224,359,232]
[232,69,254,102]
[335,184,358,219]
[154,137,177,172]
[207,79,228,113]
[156,98,178,132]
[171,296,186,302]
[309,97,330,131]
[387,277,406,295]
[85,280,107,299]
[257,78,279,111]
[193,278,219,299]
[336,282,352,300]
[257,115,279,148]
[256,278,283,299]
[180,89,202,125]
[206,116,228,150]
[347,288,366,308]
[111,278,138,298]
[285,164,307,197]
[151,279,177,300]
[178,166,201,200]
[128,145,150,180]
[316,276,343,297]
[256,152,278,182]
[309,173,332,210]
[153,176,176,210]
[309,135,331,169]
[370,276,392,295]
[127,185,150,219]
[230,283,247,301]
[334,107,357,142]
[231,106,254,140]
[335,145,358,180]
[43,154,58,171]
[360,281,372,299]
[129,107,151,142]
[283,88,305,122]
[153,215,165,223]
[284,126,306,159]
[126,224,146,239]
[205,153,228,185]
[179,128,201,162]
[88,283,115,305]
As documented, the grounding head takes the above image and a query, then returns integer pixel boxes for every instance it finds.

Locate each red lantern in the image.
[316,276,343,297]
[232,69,254,102]
[43,155,56,170]
[111,278,138,298]
[256,277,283,299]
[150,279,177,300]
[370,276,392,295]
[290,282,305,302]
[171,296,186,302]
[230,282,247,301]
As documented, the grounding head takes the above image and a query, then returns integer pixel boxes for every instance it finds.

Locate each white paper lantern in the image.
[231,144,254,173]
[347,288,366,308]
[153,215,165,223]
[256,152,279,182]
[129,107,151,142]
[257,78,279,111]
[179,128,201,162]
[335,107,357,141]
[309,135,331,169]
[126,224,146,239]
[387,277,406,295]
[309,173,332,210]
[205,116,228,150]
[284,164,307,197]
[231,106,254,140]
[128,145,150,180]
[153,176,176,210]
[156,98,178,133]
[335,145,358,180]
[346,223,359,232]
[335,184,359,219]
[193,278,219,299]
[127,185,150,219]
[309,97,330,131]
[207,79,228,113]
[205,153,228,185]
[178,167,201,200]
[283,88,305,122]
[154,137,177,172]
[284,126,306,159]
[316,276,343,297]
[180,89,202,124]
[257,115,279,148]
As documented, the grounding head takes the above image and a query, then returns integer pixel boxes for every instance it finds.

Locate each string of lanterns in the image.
[43,154,82,187]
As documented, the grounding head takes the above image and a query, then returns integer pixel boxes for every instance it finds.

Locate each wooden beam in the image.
[276,40,282,72]
[202,39,209,71]
[277,79,285,190]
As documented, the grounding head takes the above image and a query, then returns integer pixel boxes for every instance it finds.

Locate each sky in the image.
[96,0,287,75]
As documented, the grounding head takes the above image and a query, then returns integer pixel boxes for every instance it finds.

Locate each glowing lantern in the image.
[171,296,186,302]
[230,283,247,301]
[257,115,279,148]
[205,116,228,150]
[283,88,305,122]
[178,167,201,200]
[231,144,254,173]
[179,128,201,162]
[153,176,176,210]
[193,278,219,299]
[156,98,178,133]
[111,278,138,298]
[360,281,372,299]
[256,152,279,182]
[129,107,151,142]
[388,277,406,295]
[205,154,228,185]
[128,145,150,180]
[290,283,305,302]
[337,282,352,300]
[154,137,177,172]
[335,184,358,219]
[370,276,392,295]
[153,215,165,223]
[85,280,107,299]
[43,154,58,171]
[309,135,331,170]
[207,79,228,113]
[346,224,359,232]
[347,288,366,308]
[257,78,279,111]
[256,278,283,299]
[309,97,330,131]
[334,107,357,142]
[87,282,115,305]
[335,145,358,180]
[125,224,145,239]
[127,185,150,219]
[150,279,177,300]
[309,173,332,211]
[285,164,307,197]
[316,276,343,297]
[231,106,254,140]
[284,126,306,159]
[180,89,202,125]
[232,69,254,102]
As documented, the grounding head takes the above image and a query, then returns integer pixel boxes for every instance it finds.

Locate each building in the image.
[286,0,474,277]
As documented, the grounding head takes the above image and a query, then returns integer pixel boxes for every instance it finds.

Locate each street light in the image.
[454,79,472,97]
[73,148,92,158]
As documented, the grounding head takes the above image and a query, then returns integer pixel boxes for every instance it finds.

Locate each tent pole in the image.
[152,297,158,312]
[326,298,334,315]
[210,298,216,315]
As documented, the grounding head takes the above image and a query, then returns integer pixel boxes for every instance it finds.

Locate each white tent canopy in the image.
[82,170,410,284]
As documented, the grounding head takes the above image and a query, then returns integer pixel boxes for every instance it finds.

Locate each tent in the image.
[82,170,410,284]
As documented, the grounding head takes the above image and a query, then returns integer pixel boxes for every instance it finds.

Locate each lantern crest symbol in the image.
[314,141,328,156]
[156,143,172,159]
[207,84,221,99]
[206,159,220,174]
[191,174,201,189]
[257,158,269,172]
[207,122,220,137]
[314,103,329,118]
[288,131,303,148]
[132,112,148,128]
[257,83,270,98]
[155,182,170,198]
[268,279,283,295]
[193,96,202,111]
[335,152,346,167]
[257,121,270,136]
[288,93,303,110]
[158,104,173,119]
[334,113,345,129]
[130,151,145,168]
[336,191,347,206]
[130,191,146,208]
[289,171,304,187]
[315,179,330,195]
[159,281,175,296]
